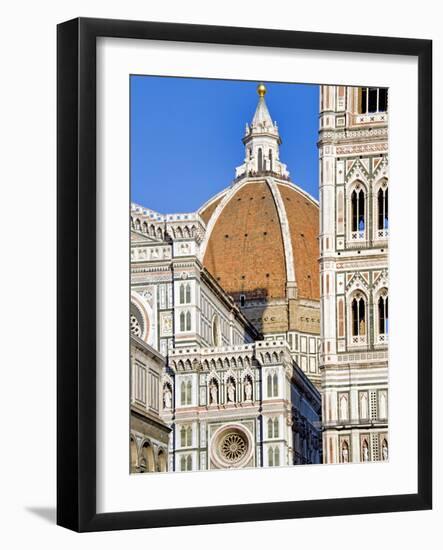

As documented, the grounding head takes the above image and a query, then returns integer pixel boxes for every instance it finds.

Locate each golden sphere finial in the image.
[257,83,267,98]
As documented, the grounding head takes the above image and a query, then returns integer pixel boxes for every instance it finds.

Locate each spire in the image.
[235,83,289,180]
[251,83,274,130]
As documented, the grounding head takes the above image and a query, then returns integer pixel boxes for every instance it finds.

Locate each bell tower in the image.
[318,85,389,464]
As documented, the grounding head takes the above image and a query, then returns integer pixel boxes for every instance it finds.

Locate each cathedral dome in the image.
[197,84,320,336]
[199,178,320,304]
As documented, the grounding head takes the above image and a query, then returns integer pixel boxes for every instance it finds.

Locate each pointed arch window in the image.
[267,372,279,398]
[351,187,365,237]
[377,185,389,237]
[180,425,192,447]
[180,310,192,332]
[267,373,272,397]
[351,293,366,342]
[186,311,191,331]
[268,446,280,467]
[180,380,192,406]
[180,454,192,471]
[377,291,389,343]
[268,417,279,438]
[273,373,278,396]
[180,311,186,331]
[258,148,263,172]
[179,283,191,304]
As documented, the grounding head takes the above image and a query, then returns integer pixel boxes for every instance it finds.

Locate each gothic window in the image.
[258,148,263,172]
[179,283,191,304]
[180,310,191,331]
[268,418,279,438]
[186,311,191,331]
[360,87,388,113]
[377,187,389,230]
[351,294,366,337]
[378,291,389,335]
[180,381,185,404]
[267,418,273,438]
[180,311,185,331]
[267,373,272,397]
[180,425,192,447]
[273,373,278,396]
[269,149,273,171]
[267,373,279,398]
[351,187,365,233]
[268,446,280,467]
[180,455,192,471]
[180,380,192,406]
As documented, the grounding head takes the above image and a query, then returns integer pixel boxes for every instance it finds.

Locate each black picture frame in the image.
[57,17,432,532]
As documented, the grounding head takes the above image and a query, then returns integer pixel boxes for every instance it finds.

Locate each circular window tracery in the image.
[210,424,253,469]
[130,301,148,340]
[220,432,248,463]
[130,314,142,337]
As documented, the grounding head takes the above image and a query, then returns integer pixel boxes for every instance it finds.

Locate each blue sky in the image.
[131,76,319,213]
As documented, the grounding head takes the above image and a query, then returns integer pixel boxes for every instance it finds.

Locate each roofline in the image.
[198,185,231,214]
[275,179,319,208]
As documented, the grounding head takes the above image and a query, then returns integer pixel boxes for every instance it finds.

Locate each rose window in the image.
[220,432,248,463]
[130,314,142,337]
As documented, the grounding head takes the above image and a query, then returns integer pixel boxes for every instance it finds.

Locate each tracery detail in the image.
[130,314,142,337]
[220,432,248,463]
